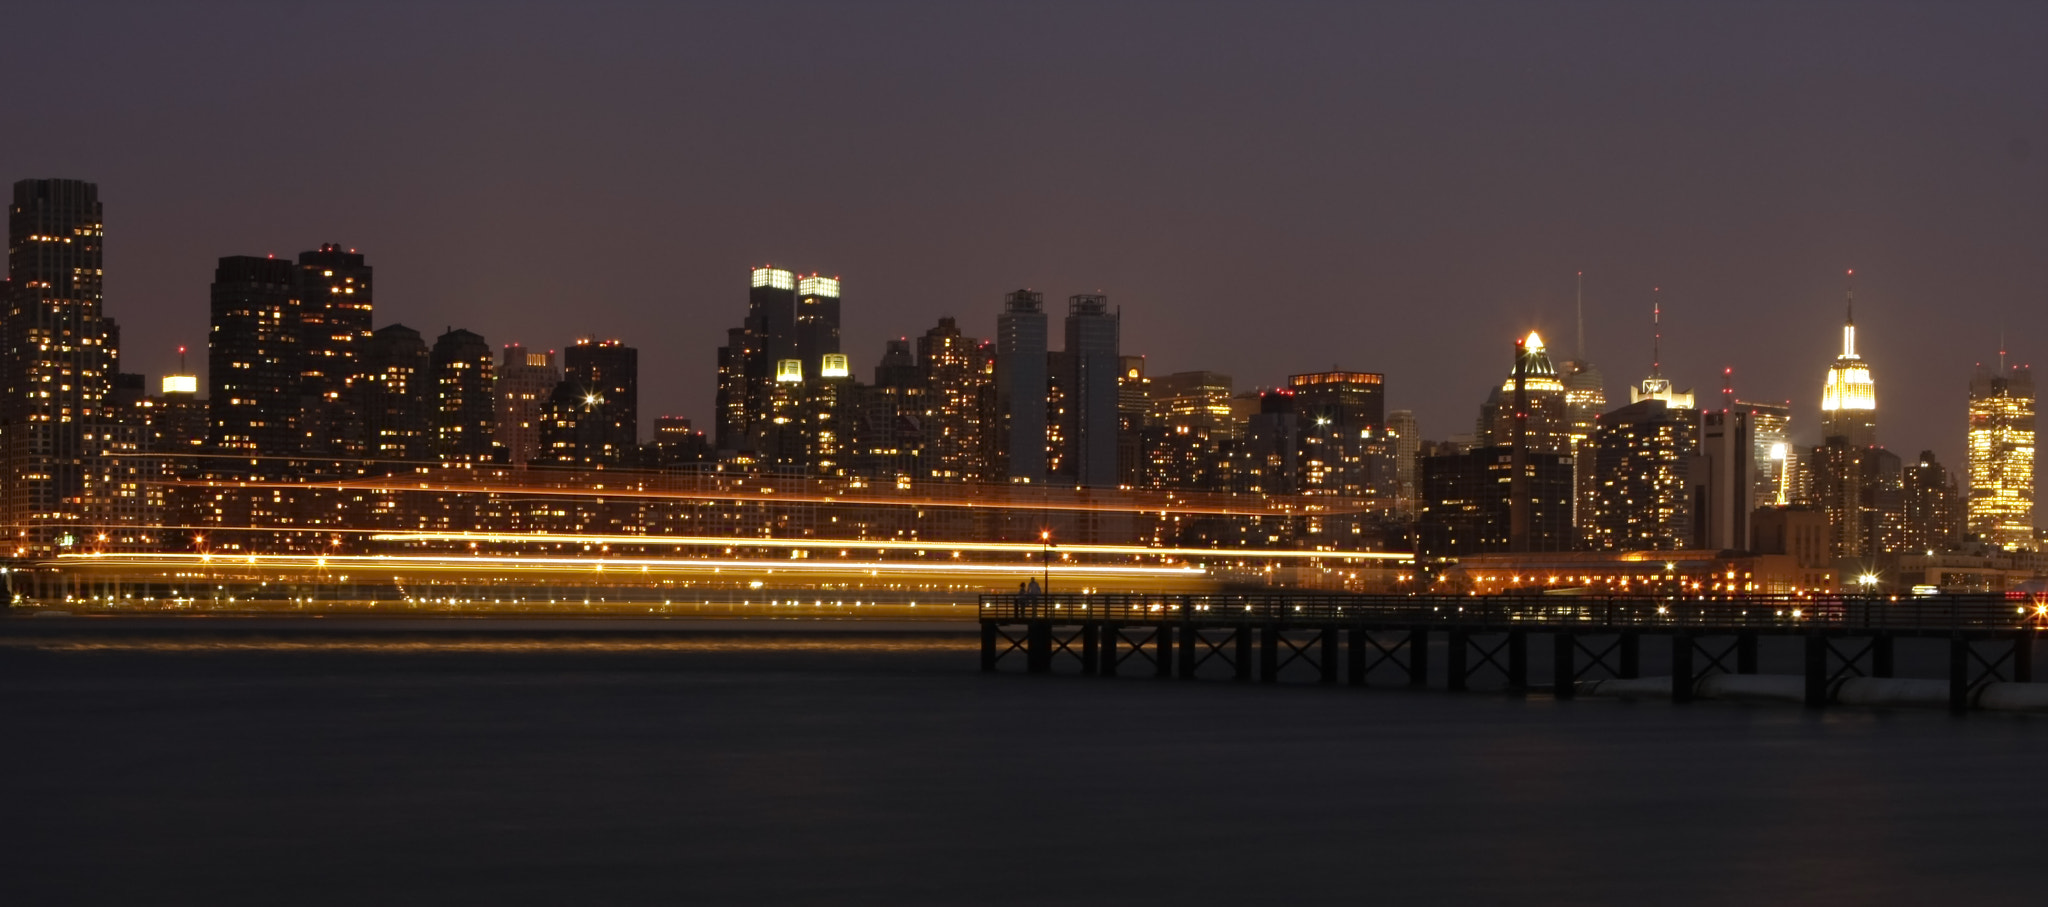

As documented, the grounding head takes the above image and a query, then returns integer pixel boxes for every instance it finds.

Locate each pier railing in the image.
[980,592,2048,631]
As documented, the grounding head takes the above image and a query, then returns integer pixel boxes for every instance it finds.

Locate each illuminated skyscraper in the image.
[1738,400,1792,509]
[563,338,638,455]
[716,266,798,452]
[795,274,842,373]
[2,179,114,550]
[1629,294,1695,410]
[1967,357,2034,549]
[1481,332,1569,454]
[1820,272,1877,447]
[917,317,993,482]
[1587,398,1696,550]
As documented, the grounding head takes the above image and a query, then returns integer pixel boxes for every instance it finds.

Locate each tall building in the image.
[206,255,301,457]
[916,318,993,482]
[1586,398,1696,550]
[1479,332,1569,454]
[359,324,431,463]
[1810,439,1901,558]
[1820,273,1877,448]
[1694,379,1754,551]
[1902,450,1963,553]
[430,328,495,462]
[1388,409,1420,516]
[2,178,114,550]
[1061,294,1120,488]
[1966,358,2034,549]
[715,266,798,452]
[1560,274,1607,531]
[1630,296,1695,409]
[294,244,372,457]
[560,337,639,463]
[493,345,559,467]
[994,290,1049,483]
[1738,400,1792,509]
[1418,445,1575,557]
[795,274,842,374]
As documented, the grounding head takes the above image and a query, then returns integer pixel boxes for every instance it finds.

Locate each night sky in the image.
[6,2,2046,478]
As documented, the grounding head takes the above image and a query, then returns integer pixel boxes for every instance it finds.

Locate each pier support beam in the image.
[981,622,997,672]
[1447,629,1469,692]
[1671,633,1694,703]
[1155,625,1174,678]
[1409,628,1430,688]
[1235,629,1253,682]
[1507,630,1528,690]
[1027,621,1052,674]
[1347,629,1368,686]
[1804,634,1829,708]
[1178,626,1197,680]
[1260,625,1280,683]
[1081,624,1098,676]
[1737,632,1759,675]
[1620,631,1640,679]
[1099,623,1120,677]
[1872,634,1895,678]
[2014,631,2033,684]
[1553,632,1575,699]
[1320,627,1339,684]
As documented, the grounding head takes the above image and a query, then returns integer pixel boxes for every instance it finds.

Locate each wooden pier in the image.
[980,593,2045,713]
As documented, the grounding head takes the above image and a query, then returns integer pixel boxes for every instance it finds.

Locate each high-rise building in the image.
[1738,400,1792,509]
[1902,450,1963,553]
[206,255,301,457]
[1966,358,2034,549]
[1418,445,1575,556]
[2,178,114,550]
[1388,409,1420,516]
[359,324,431,463]
[563,337,638,457]
[1479,332,1569,454]
[1629,296,1695,410]
[1820,273,1877,448]
[1694,381,1754,551]
[1560,275,1607,532]
[795,274,842,374]
[295,244,372,457]
[430,328,494,462]
[493,345,559,467]
[1809,438,1901,558]
[994,290,1049,483]
[1061,294,1120,488]
[1285,370,1394,504]
[1586,398,1696,550]
[917,317,992,482]
[715,266,798,452]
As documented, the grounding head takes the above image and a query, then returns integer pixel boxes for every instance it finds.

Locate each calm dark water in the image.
[3,627,2043,905]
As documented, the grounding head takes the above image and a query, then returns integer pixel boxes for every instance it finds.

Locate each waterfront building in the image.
[1809,438,1902,558]
[916,317,993,482]
[1902,450,1963,553]
[1,179,115,551]
[1418,445,1575,557]
[563,337,638,455]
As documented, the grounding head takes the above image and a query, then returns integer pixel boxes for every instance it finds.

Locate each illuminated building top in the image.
[1819,272,1877,446]
[161,374,198,395]
[751,266,795,290]
[775,358,804,382]
[1499,332,1564,393]
[1292,371,1384,387]
[799,275,840,298]
[1967,357,2034,550]
[1629,295,1694,409]
[819,353,850,378]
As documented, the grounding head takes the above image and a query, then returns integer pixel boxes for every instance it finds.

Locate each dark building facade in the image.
[294,244,372,457]
[431,328,495,462]
[552,337,638,465]
[206,255,302,457]
[360,324,431,463]
[1061,294,1119,488]
[994,289,1048,484]
[2,178,115,549]
[1419,445,1575,557]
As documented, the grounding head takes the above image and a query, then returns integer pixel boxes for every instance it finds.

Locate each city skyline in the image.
[1,3,2042,479]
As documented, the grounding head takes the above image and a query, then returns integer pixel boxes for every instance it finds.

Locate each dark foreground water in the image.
[3,624,2045,905]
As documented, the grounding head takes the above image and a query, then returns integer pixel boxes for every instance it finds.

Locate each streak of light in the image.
[54,551,1208,578]
[361,531,1413,561]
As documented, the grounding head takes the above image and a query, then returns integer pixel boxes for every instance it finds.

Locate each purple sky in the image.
[6,1,2046,481]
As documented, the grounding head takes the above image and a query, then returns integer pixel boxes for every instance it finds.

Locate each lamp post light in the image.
[1040,529,1052,599]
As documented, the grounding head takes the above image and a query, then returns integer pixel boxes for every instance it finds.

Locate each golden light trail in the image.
[360,530,1414,561]
[56,551,1208,579]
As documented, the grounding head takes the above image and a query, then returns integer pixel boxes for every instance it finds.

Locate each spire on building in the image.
[1630,287,1693,408]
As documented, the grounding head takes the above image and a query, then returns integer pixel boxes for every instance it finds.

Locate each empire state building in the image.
[1820,272,1877,447]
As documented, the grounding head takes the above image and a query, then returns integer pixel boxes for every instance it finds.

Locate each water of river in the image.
[2,626,2042,905]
